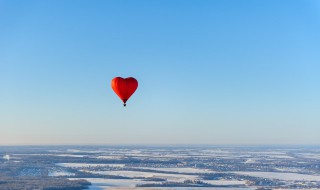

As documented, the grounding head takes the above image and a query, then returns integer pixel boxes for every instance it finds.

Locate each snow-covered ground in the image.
[88,170,198,182]
[233,171,320,181]
[55,154,86,158]
[244,158,256,164]
[48,170,75,177]
[2,154,10,161]
[137,167,214,174]
[70,178,250,190]
[97,155,123,160]
[70,178,160,189]
[202,180,247,186]
[297,153,320,160]
[57,163,125,168]
[274,167,308,173]
[12,153,86,158]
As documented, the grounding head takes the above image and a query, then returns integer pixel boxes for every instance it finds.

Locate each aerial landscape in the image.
[1,145,320,189]
[1,0,320,189]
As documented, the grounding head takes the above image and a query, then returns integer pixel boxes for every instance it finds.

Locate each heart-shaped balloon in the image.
[111,77,138,106]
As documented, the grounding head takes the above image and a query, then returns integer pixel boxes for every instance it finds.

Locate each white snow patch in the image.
[55,154,86,158]
[49,171,75,177]
[244,159,256,164]
[89,170,198,182]
[3,154,10,160]
[69,178,160,189]
[297,153,320,160]
[97,155,122,160]
[275,167,307,173]
[203,180,246,185]
[138,167,214,174]
[234,171,320,181]
[57,163,125,168]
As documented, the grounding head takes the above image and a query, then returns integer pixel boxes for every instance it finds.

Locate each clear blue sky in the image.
[1,0,319,145]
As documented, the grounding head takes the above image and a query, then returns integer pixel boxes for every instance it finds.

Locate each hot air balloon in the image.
[111,77,138,107]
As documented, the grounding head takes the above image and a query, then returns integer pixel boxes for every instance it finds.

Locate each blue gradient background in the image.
[1,0,319,145]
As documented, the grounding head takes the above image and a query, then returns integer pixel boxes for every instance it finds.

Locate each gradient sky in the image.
[1,0,320,145]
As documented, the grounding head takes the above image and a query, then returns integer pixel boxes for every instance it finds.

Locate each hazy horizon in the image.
[1,0,320,145]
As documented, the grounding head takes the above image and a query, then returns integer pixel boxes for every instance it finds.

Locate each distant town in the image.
[0,145,320,189]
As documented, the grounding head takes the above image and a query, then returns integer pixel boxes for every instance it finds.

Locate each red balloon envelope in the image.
[111,77,138,106]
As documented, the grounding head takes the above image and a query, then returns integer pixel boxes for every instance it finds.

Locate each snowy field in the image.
[88,170,199,182]
[297,153,320,160]
[137,167,214,174]
[2,145,320,189]
[69,178,250,190]
[233,171,320,181]
[57,163,125,168]
[48,170,75,177]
